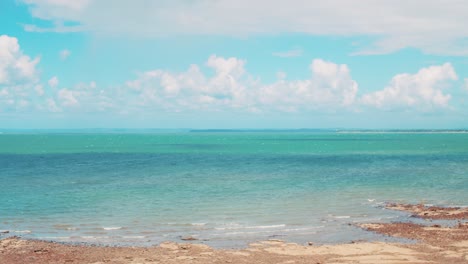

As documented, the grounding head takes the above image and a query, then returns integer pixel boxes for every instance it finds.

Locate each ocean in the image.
[1,131,468,248]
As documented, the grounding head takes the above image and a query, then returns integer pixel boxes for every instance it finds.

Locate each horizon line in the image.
[1,128,468,133]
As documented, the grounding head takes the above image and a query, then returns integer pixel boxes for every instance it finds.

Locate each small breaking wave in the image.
[122,235,146,239]
[191,223,206,226]
[14,230,31,233]
[333,216,351,219]
[53,224,78,231]
[103,226,123,230]
[215,224,286,231]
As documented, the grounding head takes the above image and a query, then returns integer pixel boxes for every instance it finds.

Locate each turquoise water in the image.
[1,132,468,247]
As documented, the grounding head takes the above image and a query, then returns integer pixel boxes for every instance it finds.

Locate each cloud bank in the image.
[20,0,468,55]
[1,35,462,116]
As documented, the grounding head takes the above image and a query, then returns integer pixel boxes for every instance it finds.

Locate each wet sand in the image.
[2,203,468,264]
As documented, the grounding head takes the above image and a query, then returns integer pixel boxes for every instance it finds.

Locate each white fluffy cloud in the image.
[0,35,112,113]
[0,35,462,116]
[53,81,113,111]
[122,57,464,114]
[0,35,39,84]
[0,35,40,111]
[46,98,60,112]
[20,0,468,55]
[258,59,358,111]
[48,76,59,87]
[124,56,358,113]
[34,84,44,95]
[57,89,78,106]
[125,55,251,112]
[361,63,458,110]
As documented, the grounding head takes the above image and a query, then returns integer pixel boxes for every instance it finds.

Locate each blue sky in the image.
[1,0,468,129]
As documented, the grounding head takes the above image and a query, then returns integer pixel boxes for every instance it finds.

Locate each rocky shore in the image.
[2,203,468,263]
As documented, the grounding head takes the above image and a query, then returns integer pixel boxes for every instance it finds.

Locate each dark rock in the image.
[181,236,198,241]
[180,244,191,250]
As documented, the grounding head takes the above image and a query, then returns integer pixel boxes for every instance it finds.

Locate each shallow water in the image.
[1,132,468,247]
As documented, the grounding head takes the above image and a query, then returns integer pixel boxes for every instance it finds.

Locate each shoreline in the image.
[2,203,468,263]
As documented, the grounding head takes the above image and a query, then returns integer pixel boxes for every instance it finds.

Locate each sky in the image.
[1,0,468,129]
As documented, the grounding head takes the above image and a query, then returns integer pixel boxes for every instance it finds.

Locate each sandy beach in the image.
[2,203,468,264]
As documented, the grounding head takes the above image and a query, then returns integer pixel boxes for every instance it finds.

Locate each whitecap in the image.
[283,226,324,232]
[122,235,145,239]
[42,236,70,240]
[333,216,351,219]
[103,226,123,230]
[216,224,285,230]
[80,236,109,240]
[245,224,286,229]
[53,224,77,231]
[14,230,31,233]
[224,231,263,235]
